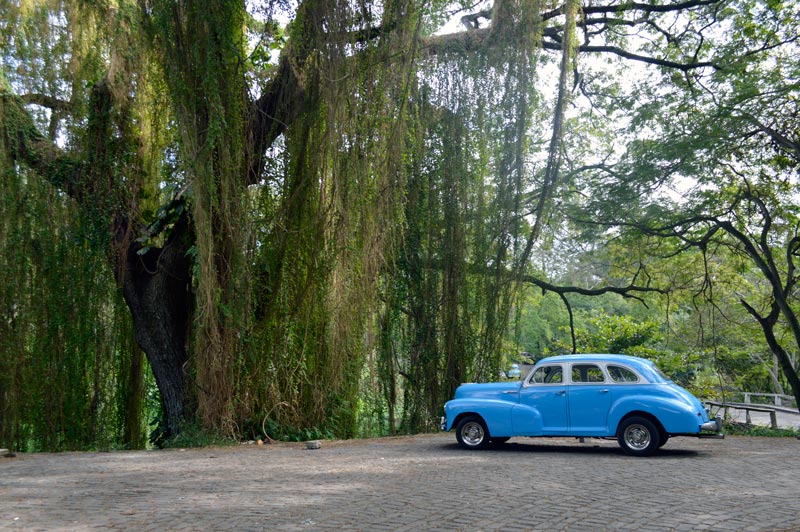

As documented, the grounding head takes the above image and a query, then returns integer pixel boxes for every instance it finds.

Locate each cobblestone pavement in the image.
[2,434,799,532]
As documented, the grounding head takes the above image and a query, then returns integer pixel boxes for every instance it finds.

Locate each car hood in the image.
[454,381,521,400]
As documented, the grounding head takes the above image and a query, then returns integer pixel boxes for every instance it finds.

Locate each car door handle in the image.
[503,390,518,394]
[555,390,566,396]
[599,389,609,393]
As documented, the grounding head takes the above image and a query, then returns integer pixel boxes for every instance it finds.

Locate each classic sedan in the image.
[441,354,723,456]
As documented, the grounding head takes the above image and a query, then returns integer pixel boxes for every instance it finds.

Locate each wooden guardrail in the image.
[711,389,796,407]
[740,392,794,408]
[706,401,778,429]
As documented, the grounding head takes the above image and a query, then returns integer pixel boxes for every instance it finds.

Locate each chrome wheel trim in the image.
[624,423,651,451]
[460,421,485,446]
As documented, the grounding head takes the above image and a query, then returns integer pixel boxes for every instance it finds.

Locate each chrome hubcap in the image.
[461,421,485,446]
[624,424,651,450]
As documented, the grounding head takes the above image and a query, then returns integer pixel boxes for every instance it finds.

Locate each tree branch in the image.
[520,272,667,304]
[20,93,72,112]
[544,0,722,20]
[247,54,306,185]
[558,291,577,353]
[548,42,720,71]
[420,0,723,71]
[1,90,85,198]
[461,9,492,30]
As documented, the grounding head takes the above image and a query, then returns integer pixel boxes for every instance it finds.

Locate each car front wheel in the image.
[455,416,490,450]
[617,416,661,457]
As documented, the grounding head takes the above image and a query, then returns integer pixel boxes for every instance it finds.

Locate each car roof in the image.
[535,354,667,383]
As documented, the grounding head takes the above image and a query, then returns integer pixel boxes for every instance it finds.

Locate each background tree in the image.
[567,0,800,409]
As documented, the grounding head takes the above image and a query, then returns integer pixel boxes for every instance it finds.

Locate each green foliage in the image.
[260,418,335,443]
[135,183,190,254]
[722,422,800,439]
[158,422,238,449]
[561,313,661,354]
[507,288,571,356]
[1,1,162,452]
[0,165,143,451]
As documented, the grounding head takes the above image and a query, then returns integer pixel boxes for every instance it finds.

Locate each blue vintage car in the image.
[441,354,723,456]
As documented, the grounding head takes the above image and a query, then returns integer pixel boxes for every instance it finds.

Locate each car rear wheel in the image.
[617,416,661,457]
[455,416,490,450]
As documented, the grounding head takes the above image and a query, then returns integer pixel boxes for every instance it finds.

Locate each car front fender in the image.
[510,403,544,436]
[444,398,517,436]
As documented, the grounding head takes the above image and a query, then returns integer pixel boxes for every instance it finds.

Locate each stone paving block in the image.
[1,434,799,531]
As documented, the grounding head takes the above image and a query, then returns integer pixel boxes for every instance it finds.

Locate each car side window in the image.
[607,364,640,383]
[571,364,605,383]
[529,365,563,384]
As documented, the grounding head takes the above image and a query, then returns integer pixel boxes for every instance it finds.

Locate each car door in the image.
[567,363,612,435]
[518,364,568,434]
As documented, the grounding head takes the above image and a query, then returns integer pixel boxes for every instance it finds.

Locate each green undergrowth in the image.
[257,419,336,443]
[722,421,800,438]
[159,424,238,449]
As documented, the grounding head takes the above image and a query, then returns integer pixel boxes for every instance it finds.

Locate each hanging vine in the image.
[3,0,590,447]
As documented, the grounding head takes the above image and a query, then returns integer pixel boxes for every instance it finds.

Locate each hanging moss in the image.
[2,0,575,445]
[0,159,142,451]
[1,2,157,452]
[145,0,250,434]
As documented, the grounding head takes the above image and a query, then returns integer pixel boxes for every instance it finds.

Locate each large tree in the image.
[2,0,754,445]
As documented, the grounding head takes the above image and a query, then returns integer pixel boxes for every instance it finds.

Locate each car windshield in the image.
[529,365,562,384]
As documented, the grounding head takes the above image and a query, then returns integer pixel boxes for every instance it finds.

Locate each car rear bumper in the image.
[700,417,723,433]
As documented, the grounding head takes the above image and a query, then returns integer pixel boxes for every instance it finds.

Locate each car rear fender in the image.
[609,395,702,435]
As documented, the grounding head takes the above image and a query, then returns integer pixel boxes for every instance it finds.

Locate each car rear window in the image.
[607,365,639,383]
